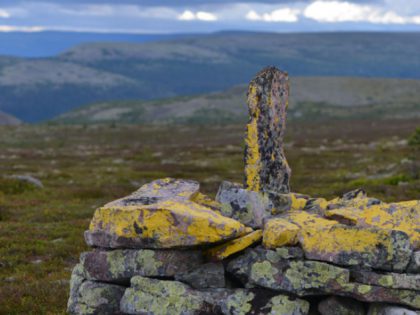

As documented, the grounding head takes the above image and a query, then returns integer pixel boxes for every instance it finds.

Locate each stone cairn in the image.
[68,67,420,315]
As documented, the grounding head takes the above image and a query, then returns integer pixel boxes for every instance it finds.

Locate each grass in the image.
[0,119,419,314]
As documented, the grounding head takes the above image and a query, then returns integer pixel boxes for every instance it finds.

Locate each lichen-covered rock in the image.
[67,264,125,315]
[351,270,420,290]
[263,218,300,248]
[215,181,306,227]
[175,262,225,289]
[219,289,309,315]
[120,276,215,315]
[299,225,412,271]
[206,230,262,261]
[367,303,419,315]
[85,199,247,249]
[336,282,420,310]
[407,251,420,274]
[325,200,420,249]
[216,181,273,228]
[106,178,200,207]
[244,66,291,194]
[80,249,203,283]
[226,247,349,296]
[274,246,304,260]
[190,192,222,213]
[318,296,365,315]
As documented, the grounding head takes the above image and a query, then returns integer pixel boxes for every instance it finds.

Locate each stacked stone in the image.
[68,67,420,314]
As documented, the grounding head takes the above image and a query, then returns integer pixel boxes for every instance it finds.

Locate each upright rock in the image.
[244,66,291,194]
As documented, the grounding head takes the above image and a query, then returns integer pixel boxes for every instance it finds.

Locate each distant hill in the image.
[54,77,420,124]
[1,31,420,122]
[0,111,21,125]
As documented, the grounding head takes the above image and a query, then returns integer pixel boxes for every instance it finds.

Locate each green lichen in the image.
[135,250,163,275]
[250,261,277,286]
[378,275,393,287]
[356,284,372,294]
[266,295,310,315]
[124,277,204,315]
[106,250,127,277]
[224,290,254,315]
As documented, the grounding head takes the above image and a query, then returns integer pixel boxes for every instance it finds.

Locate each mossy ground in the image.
[0,119,419,314]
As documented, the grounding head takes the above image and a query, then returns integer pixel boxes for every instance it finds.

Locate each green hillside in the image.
[1,32,420,122]
[54,77,420,124]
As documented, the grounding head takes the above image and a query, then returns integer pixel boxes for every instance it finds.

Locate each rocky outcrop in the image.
[67,67,420,314]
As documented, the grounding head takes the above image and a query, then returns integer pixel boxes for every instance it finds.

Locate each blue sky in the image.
[0,0,420,33]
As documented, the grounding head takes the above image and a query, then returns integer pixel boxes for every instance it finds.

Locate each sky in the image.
[0,0,420,33]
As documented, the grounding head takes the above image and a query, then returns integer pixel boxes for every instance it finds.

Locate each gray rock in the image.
[275,246,304,260]
[80,249,203,284]
[226,247,350,296]
[244,66,291,194]
[105,177,199,207]
[368,304,419,315]
[8,175,43,188]
[216,181,273,228]
[175,262,225,289]
[351,270,420,290]
[67,264,125,315]
[407,251,420,274]
[318,296,365,315]
[120,276,215,315]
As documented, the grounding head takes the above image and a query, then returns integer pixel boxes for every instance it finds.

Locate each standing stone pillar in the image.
[244,66,291,194]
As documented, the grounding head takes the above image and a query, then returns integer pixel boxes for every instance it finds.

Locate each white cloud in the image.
[0,9,10,18]
[0,25,44,32]
[246,8,300,22]
[304,1,420,24]
[178,10,217,21]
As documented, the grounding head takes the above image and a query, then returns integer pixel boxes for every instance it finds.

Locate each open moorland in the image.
[0,119,419,314]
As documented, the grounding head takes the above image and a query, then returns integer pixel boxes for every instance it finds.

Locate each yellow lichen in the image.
[263,218,300,248]
[245,84,261,192]
[206,230,262,260]
[89,200,247,248]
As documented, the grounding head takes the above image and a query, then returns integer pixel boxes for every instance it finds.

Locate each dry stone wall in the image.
[68,67,420,315]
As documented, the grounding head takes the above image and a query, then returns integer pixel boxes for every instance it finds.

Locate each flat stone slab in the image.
[67,264,125,315]
[86,199,247,249]
[299,225,412,272]
[105,178,200,207]
[325,200,420,250]
[206,230,262,261]
[121,276,310,315]
[80,249,203,283]
[227,247,350,296]
[351,270,420,290]
[368,303,419,315]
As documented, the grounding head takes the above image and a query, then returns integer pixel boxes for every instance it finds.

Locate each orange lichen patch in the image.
[325,200,420,249]
[89,200,247,248]
[263,218,300,248]
[206,230,262,261]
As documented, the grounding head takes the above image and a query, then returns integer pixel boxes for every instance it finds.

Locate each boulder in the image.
[80,249,203,283]
[85,199,247,249]
[318,296,365,315]
[206,230,262,261]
